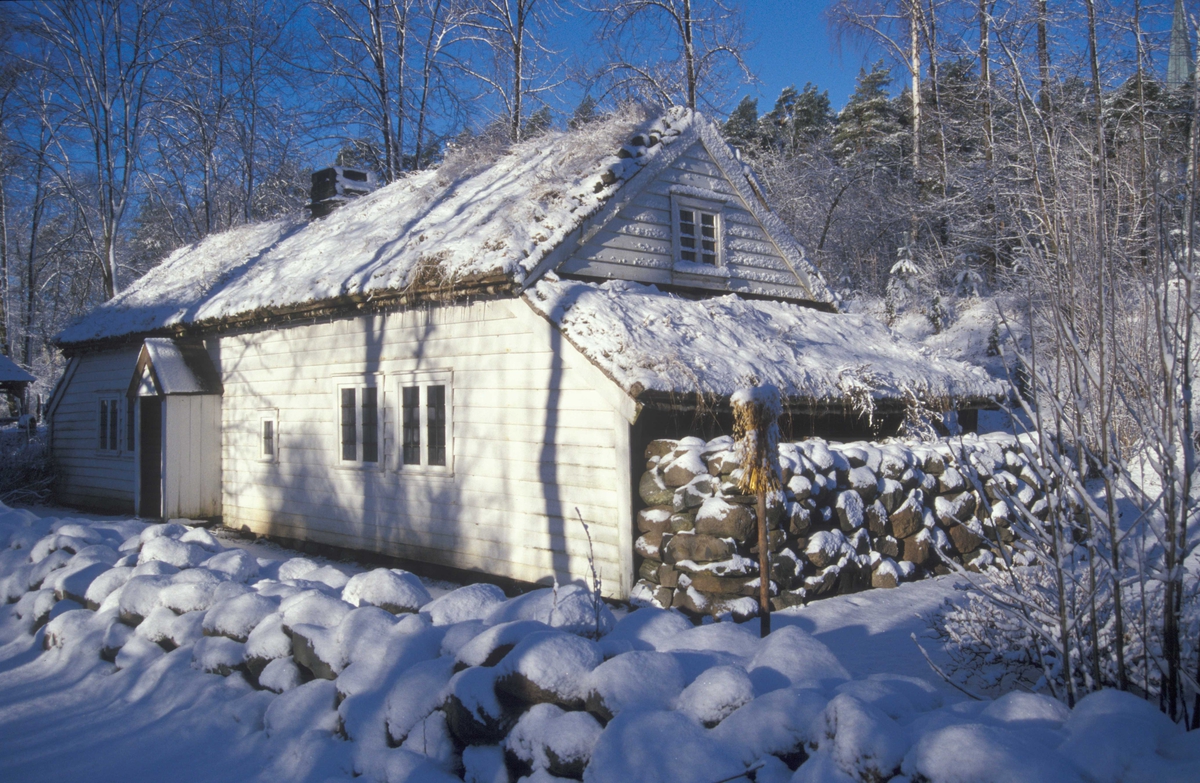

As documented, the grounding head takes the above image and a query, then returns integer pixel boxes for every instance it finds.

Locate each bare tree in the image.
[22,0,178,299]
[459,0,564,141]
[589,0,751,112]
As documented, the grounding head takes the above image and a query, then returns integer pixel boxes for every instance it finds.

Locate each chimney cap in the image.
[308,166,378,219]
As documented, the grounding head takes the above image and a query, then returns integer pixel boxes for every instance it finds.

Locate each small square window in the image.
[674,197,721,266]
[396,371,452,475]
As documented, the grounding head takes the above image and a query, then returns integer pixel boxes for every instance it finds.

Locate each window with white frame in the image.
[673,196,721,266]
[126,398,136,452]
[259,410,279,462]
[336,381,382,466]
[397,371,452,473]
[97,396,122,453]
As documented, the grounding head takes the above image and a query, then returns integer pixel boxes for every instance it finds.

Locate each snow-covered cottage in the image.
[47,106,1001,598]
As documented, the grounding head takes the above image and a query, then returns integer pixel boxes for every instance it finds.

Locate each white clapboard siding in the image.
[51,348,140,513]
[218,298,632,597]
[559,139,811,300]
[162,395,222,519]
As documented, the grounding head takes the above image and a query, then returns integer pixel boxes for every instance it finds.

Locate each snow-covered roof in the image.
[525,276,1006,405]
[0,354,35,385]
[57,106,832,348]
[132,339,222,395]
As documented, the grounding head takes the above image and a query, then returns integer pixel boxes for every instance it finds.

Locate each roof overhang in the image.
[128,338,222,397]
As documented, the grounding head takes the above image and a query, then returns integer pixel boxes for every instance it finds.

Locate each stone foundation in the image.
[629,433,1046,621]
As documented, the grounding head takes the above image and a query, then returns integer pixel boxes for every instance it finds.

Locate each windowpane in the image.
[427,385,446,467]
[127,398,136,452]
[109,402,119,451]
[341,388,357,461]
[678,207,720,264]
[361,387,378,463]
[402,386,421,465]
[99,400,109,450]
[263,420,274,458]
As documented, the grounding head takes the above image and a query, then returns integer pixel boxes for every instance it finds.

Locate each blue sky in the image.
[742,1,869,112]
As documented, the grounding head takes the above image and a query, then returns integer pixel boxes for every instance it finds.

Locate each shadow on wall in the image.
[216,303,615,593]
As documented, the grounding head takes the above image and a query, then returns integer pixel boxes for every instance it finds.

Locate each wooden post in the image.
[732,385,782,639]
[756,490,771,637]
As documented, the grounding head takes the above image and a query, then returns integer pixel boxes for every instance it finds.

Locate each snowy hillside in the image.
[0,504,1196,783]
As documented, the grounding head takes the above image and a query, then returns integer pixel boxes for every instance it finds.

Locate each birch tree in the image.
[22,0,177,299]
[588,0,752,112]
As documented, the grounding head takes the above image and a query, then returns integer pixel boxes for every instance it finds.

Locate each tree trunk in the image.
[683,0,696,110]
[1037,0,1051,113]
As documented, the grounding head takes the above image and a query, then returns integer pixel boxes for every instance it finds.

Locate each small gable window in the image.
[336,381,382,466]
[397,370,452,474]
[673,195,722,267]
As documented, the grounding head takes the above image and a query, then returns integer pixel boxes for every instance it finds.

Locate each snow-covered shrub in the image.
[0,428,55,506]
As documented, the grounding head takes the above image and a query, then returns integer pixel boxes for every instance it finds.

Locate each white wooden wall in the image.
[217,299,633,597]
[559,139,811,300]
[162,395,222,519]
[50,348,139,513]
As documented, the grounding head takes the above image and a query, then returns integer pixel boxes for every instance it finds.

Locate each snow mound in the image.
[747,625,850,692]
[584,709,746,783]
[494,630,603,708]
[485,584,615,637]
[582,650,686,720]
[422,583,508,626]
[675,664,755,727]
[139,536,212,569]
[902,722,1085,783]
[342,568,431,614]
[506,702,603,778]
[202,592,278,641]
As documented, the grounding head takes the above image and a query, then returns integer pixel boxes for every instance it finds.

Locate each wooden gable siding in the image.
[217,299,632,597]
[559,141,810,300]
[51,347,139,513]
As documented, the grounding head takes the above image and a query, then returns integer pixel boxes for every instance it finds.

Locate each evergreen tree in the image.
[522,106,554,139]
[760,83,833,153]
[833,61,902,166]
[722,95,759,150]
[568,96,598,129]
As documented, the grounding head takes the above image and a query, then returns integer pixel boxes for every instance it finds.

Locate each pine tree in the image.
[522,106,554,139]
[759,84,832,153]
[833,61,902,166]
[568,96,598,129]
[722,95,760,150]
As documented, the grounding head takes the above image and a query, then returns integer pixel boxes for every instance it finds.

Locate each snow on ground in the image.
[0,503,1196,783]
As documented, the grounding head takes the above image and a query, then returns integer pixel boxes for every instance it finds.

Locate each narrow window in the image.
[262,420,275,459]
[126,398,136,452]
[402,386,421,465]
[109,402,119,451]
[700,212,717,265]
[341,387,357,461]
[427,385,446,467]
[361,386,378,463]
[678,208,697,263]
[99,399,109,450]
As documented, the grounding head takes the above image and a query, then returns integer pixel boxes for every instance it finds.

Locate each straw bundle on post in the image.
[732,385,782,637]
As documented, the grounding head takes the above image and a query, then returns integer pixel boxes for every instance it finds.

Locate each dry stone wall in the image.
[630,433,1047,621]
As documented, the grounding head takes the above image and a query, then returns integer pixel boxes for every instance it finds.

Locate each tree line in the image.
[0,0,749,387]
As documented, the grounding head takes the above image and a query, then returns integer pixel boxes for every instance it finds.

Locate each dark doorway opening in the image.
[139,396,162,518]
